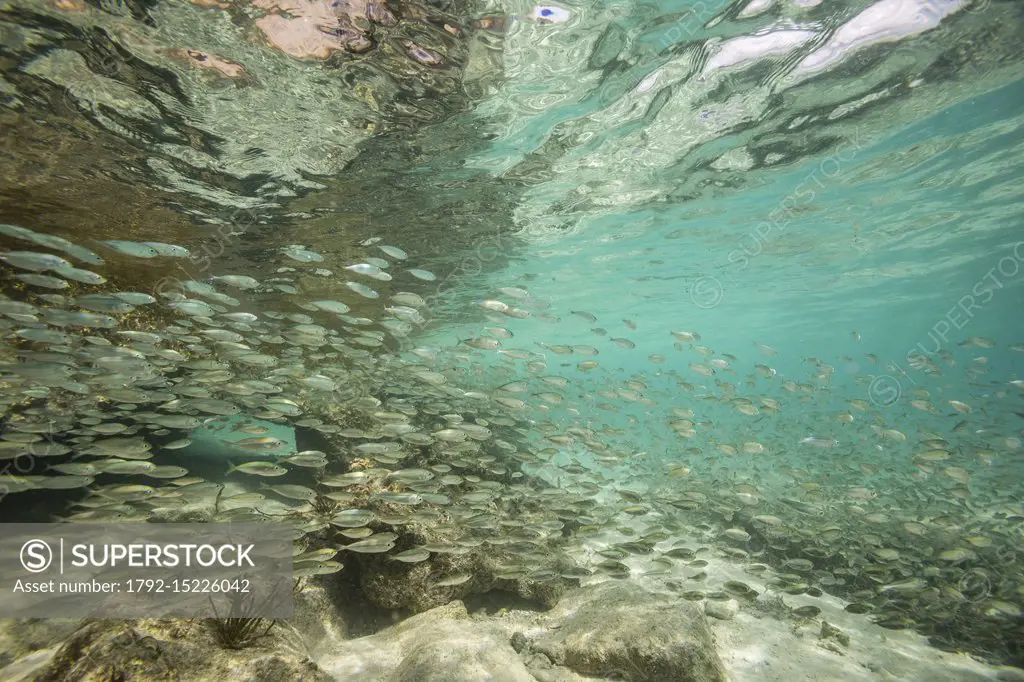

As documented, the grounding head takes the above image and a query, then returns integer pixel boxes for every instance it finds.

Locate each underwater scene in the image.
[0,0,1023,678]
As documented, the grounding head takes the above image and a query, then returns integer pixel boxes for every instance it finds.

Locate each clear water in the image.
[1,0,1023,673]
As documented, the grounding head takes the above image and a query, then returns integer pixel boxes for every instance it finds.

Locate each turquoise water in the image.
[1,0,1023,673]
[422,78,1024,438]
[407,14,1024,661]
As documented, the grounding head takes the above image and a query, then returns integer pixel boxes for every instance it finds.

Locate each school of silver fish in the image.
[0,222,1022,662]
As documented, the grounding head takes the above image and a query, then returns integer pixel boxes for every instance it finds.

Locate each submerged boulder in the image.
[389,630,536,682]
[320,599,535,681]
[532,582,727,682]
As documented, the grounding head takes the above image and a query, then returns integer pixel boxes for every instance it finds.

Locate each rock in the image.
[819,620,849,647]
[359,554,468,612]
[283,584,349,658]
[511,631,528,653]
[0,618,85,682]
[0,647,57,682]
[388,632,535,682]
[705,599,740,621]
[818,639,846,656]
[533,582,727,682]
[0,618,84,659]
[353,520,572,614]
[320,600,535,681]
[510,575,570,609]
[245,654,334,682]
[20,619,333,682]
[524,652,596,682]
[253,0,374,61]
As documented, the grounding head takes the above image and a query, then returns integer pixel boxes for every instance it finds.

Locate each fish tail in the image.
[226,460,238,476]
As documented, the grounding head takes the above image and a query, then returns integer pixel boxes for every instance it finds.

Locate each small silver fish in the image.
[53,266,106,285]
[230,436,288,451]
[571,311,597,323]
[99,240,160,258]
[1,251,74,271]
[95,459,157,475]
[341,538,396,554]
[170,299,215,317]
[261,483,316,502]
[406,268,436,281]
[463,337,501,351]
[225,461,288,477]
[111,292,156,304]
[0,224,103,264]
[800,436,839,448]
[75,295,136,314]
[16,328,71,344]
[293,560,343,577]
[145,465,189,479]
[15,274,68,289]
[211,275,260,290]
[311,300,351,314]
[282,246,324,262]
[281,451,328,468]
[436,572,472,586]
[391,548,430,563]
[346,263,387,279]
[142,242,190,258]
[378,245,407,260]
[346,281,379,299]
